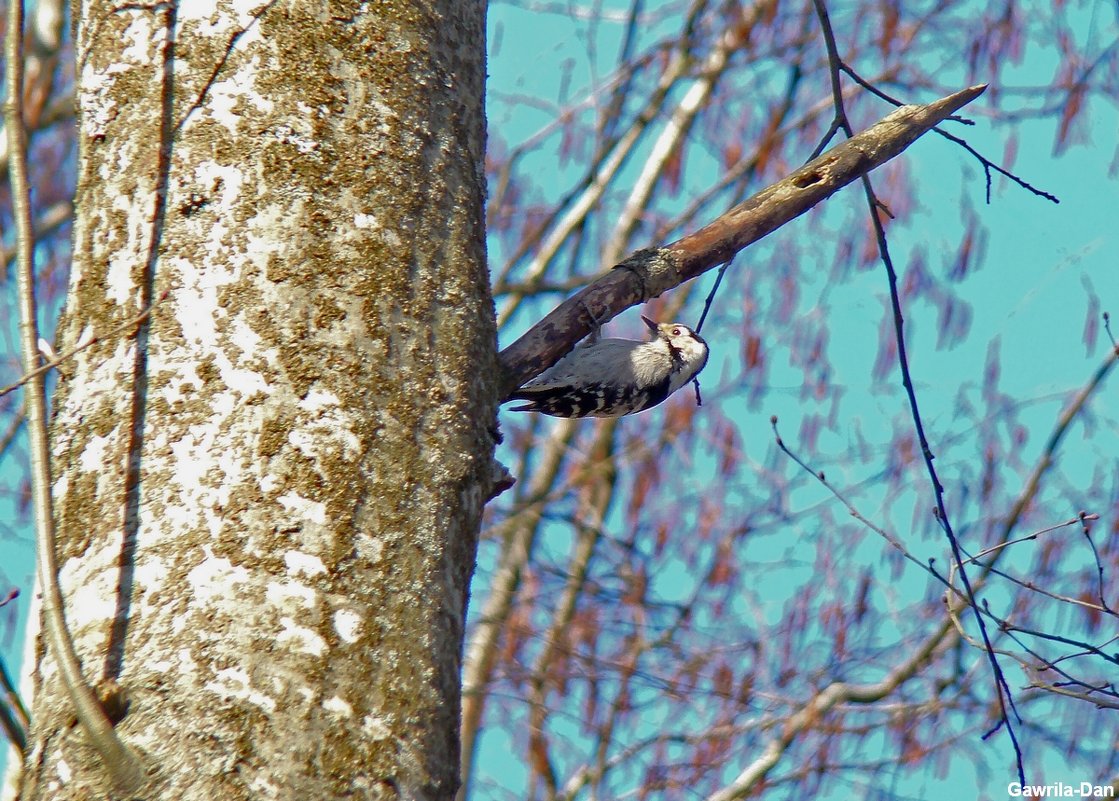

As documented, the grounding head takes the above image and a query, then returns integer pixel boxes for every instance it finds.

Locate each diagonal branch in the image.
[704,618,956,801]
[498,84,987,398]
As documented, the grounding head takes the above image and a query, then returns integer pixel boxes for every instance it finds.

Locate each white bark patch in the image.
[332,609,362,644]
[362,715,392,741]
[323,696,353,718]
[172,284,219,347]
[244,202,290,271]
[168,244,232,347]
[188,546,250,601]
[74,325,96,349]
[283,550,326,577]
[288,419,362,464]
[56,759,71,784]
[162,362,204,405]
[268,122,318,154]
[220,361,270,402]
[145,657,173,673]
[298,388,340,412]
[105,165,163,303]
[63,559,119,630]
[132,556,168,586]
[289,388,362,461]
[120,13,157,63]
[265,580,317,611]
[52,473,68,500]
[205,667,276,713]
[54,340,131,421]
[277,617,326,657]
[105,250,138,306]
[169,431,220,495]
[132,557,170,618]
[229,315,264,361]
[166,431,235,541]
[177,648,198,674]
[78,65,116,140]
[77,433,114,474]
[246,774,280,799]
[207,59,273,135]
[277,493,326,525]
[176,0,220,23]
[194,160,246,240]
[353,532,384,563]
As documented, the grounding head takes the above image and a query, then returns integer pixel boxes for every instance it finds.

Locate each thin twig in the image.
[689,258,731,406]
[0,692,25,753]
[0,407,27,465]
[944,597,1119,709]
[5,0,145,790]
[967,516,1095,564]
[810,0,1025,781]
[838,63,1059,204]
[771,416,923,569]
[1077,511,1110,611]
[0,648,28,730]
[961,515,1112,614]
[0,648,28,752]
[0,289,169,399]
[694,259,729,335]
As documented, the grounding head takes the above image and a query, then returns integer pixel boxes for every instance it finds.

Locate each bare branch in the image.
[704,619,956,801]
[0,648,27,752]
[498,84,987,397]
[459,419,580,800]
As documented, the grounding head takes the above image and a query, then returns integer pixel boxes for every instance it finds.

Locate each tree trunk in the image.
[14,2,493,799]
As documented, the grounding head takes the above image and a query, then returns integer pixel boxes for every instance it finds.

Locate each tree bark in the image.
[14,2,494,799]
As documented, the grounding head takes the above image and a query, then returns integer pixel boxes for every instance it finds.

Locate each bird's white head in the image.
[641,316,709,390]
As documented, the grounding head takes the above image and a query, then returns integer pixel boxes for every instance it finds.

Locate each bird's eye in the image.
[672,327,682,337]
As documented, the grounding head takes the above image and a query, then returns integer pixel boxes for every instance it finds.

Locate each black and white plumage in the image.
[509,316,709,418]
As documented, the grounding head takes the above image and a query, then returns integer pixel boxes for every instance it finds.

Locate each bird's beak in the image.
[641,316,658,332]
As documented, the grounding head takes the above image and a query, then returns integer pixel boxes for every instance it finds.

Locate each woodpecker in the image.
[508,316,709,418]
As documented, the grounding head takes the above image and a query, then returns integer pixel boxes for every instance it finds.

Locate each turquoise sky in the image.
[476,2,1117,799]
[2,1,1117,796]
